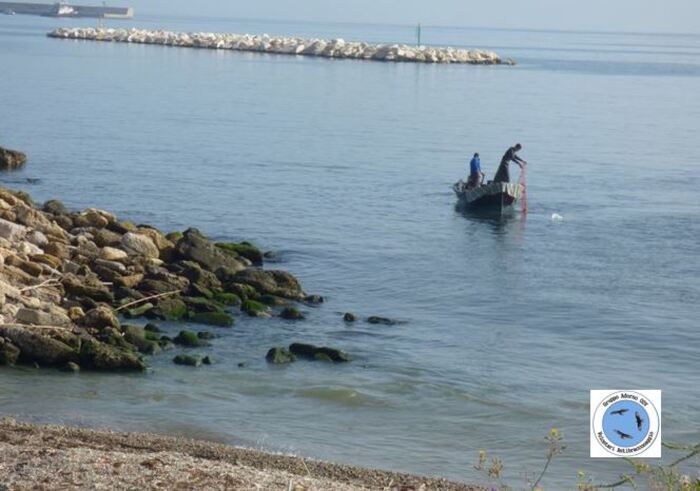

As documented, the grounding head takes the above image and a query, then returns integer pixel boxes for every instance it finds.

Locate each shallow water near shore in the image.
[1,15,700,487]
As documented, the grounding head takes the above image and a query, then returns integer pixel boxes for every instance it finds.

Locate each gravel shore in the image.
[0,418,481,490]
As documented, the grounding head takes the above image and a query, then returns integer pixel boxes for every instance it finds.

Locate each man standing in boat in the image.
[494,143,527,183]
[467,152,484,188]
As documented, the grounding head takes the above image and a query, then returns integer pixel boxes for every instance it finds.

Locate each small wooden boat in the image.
[453,180,524,214]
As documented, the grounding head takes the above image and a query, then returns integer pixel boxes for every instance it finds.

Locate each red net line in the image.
[518,164,528,213]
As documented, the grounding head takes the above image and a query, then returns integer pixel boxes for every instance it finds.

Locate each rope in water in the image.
[519,164,528,213]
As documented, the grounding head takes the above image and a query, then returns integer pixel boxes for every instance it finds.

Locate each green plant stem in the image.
[531,453,553,489]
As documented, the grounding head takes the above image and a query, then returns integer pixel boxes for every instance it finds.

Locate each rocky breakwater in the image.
[47,27,511,65]
[0,186,322,372]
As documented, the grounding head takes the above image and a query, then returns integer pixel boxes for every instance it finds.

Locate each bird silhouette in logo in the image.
[610,409,628,416]
[615,429,633,440]
[635,412,644,431]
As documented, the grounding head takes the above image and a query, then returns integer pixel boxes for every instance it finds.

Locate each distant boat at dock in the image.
[0,1,133,19]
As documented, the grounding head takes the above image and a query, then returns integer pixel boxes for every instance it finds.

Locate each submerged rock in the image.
[280,307,305,320]
[241,299,270,318]
[265,347,296,364]
[343,312,358,322]
[0,146,27,170]
[367,316,401,326]
[173,330,209,347]
[189,311,235,327]
[173,354,202,367]
[288,342,352,363]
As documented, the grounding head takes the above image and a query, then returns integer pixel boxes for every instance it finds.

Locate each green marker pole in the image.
[416,23,422,47]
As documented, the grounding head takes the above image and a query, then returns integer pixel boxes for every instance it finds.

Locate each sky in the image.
[126,0,700,35]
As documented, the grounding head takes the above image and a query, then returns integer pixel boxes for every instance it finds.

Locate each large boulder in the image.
[174,228,245,273]
[231,269,304,300]
[0,325,78,367]
[216,241,264,266]
[16,307,72,327]
[79,338,146,371]
[0,218,27,242]
[0,147,27,169]
[120,232,160,259]
[175,260,222,291]
[80,306,120,330]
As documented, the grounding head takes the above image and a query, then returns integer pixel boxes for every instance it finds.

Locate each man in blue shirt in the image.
[467,153,484,188]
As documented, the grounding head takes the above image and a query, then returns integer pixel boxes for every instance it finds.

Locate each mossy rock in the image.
[188,283,214,299]
[174,330,209,347]
[0,341,20,366]
[122,325,161,354]
[189,311,235,327]
[79,339,147,371]
[144,323,161,333]
[216,241,263,266]
[241,299,270,318]
[99,328,136,351]
[183,296,224,313]
[144,331,161,342]
[266,347,297,364]
[197,331,218,340]
[289,343,352,363]
[157,297,188,321]
[280,307,305,320]
[225,283,260,301]
[120,221,138,232]
[173,354,201,367]
[123,302,155,319]
[259,294,289,307]
[158,340,176,351]
[213,291,242,306]
[166,231,184,243]
[13,190,35,206]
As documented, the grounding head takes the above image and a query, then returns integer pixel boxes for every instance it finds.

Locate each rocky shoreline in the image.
[0,184,348,372]
[0,418,480,490]
[47,27,511,65]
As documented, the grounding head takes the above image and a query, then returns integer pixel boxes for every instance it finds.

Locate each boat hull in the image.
[453,181,523,214]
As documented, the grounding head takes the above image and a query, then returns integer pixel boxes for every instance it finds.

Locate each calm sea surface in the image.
[1,15,699,488]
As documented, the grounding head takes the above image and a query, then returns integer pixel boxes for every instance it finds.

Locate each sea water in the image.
[1,15,699,487]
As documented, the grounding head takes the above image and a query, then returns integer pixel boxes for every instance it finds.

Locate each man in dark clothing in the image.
[493,143,526,183]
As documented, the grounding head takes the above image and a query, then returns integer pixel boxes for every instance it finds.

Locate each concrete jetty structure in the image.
[47,27,511,65]
[0,2,132,19]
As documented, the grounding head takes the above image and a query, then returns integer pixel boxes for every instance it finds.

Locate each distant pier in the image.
[47,27,512,65]
[0,2,132,19]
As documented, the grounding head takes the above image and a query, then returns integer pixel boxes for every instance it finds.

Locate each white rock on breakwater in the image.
[47,27,512,65]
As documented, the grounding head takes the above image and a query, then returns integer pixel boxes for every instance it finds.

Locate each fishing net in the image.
[518,164,528,213]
